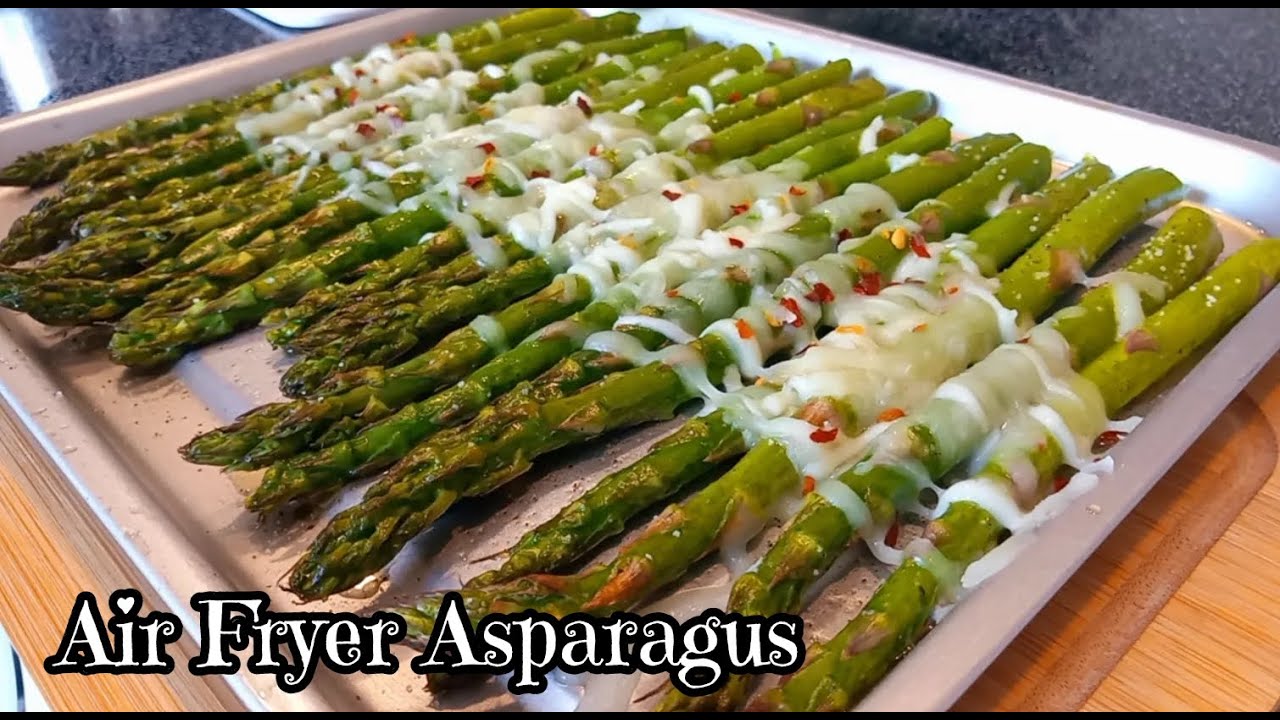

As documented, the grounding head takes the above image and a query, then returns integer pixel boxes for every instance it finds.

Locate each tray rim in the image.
[0,6,1276,712]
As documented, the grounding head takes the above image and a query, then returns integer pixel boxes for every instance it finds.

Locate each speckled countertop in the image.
[0,7,1276,146]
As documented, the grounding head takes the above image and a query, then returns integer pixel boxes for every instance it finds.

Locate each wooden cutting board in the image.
[2,358,1280,711]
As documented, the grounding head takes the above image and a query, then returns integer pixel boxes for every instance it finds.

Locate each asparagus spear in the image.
[472,158,1115,589]
[182,123,972,472]
[0,9,584,187]
[760,229,1274,713]
[655,201,1215,712]
[281,135,1030,600]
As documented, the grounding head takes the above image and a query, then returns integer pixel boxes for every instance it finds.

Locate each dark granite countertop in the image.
[0,8,1276,146]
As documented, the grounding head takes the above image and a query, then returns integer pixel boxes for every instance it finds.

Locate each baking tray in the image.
[1,7,1279,712]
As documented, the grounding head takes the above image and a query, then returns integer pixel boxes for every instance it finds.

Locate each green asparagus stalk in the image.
[746,90,937,170]
[472,158,1115,590]
[181,123,972,473]
[282,135,1029,600]
[759,229,1274,713]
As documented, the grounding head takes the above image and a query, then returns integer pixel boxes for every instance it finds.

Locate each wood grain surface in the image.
[1,359,1279,711]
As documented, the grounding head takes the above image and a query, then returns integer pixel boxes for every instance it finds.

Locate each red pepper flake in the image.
[946,286,959,295]
[589,144,601,157]
[735,318,755,340]
[853,272,882,296]
[528,169,551,179]
[354,67,367,78]
[884,520,901,547]
[837,228,854,241]
[804,282,835,304]
[345,88,360,105]
[912,323,928,333]
[803,475,816,495]
[477,141,497,155]
[909,234,932,258]
[355,122,377,138]
[662,189,683,201]
[1052,472,1072,494]
[877,407,906,423]
[789,185,807,197]
[464,174,486,188]
[727,90,743,103]
[809,426,839,443]
[374,103,395,114]
[779,297,804,327]
[665,289,680,298]
[730,202,751,216]
[1092,430,1129,454]
[575,95,594,117]
[727,236,744,249]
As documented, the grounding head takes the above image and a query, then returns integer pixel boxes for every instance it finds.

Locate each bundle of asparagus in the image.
[1,9,1273,713]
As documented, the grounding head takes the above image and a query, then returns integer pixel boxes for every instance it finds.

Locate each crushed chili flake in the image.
[804,282,835,304]
[528,169,551,179]
[946,286,959,295]
[345,88,359,105]
[1053,472,1072,494]
[803,475,816,494]
[853,272,882,296]
[374,103,394,114]
[354,67,367,77]
[809,426,839,443]
[837,228,854,241]
[575,95,593,116]
[589,144,601,157]
[884,521,901,547]
[912,323,928,333]
[727,91,743,103]
[878,407,906,423]
[730,202,751,216]
[909,234,932,258]
[665,289,680,298]
[735,318,755,339]
[662,189,683,201]
[835,324,865,335]
[789,185,807,197]
[464,174,486,188]
[355,122,377,138]
[779,297,804,327]
[477,142,497,155]
[1092,430,1128,454]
